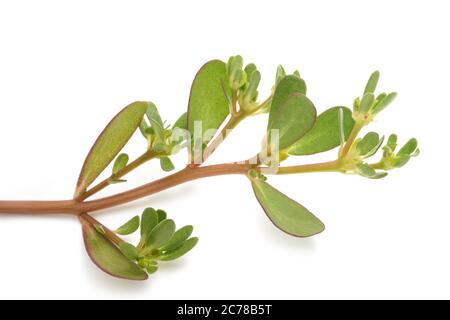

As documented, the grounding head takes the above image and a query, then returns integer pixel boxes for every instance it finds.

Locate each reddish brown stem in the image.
[77,150,155,201]
[80,164,250,213]
[79,213,123,245]
[0,163,251,216]
[0,200,78,215]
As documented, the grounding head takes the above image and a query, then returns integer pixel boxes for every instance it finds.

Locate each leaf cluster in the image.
[69,55,419,281]
[82,209,197,280]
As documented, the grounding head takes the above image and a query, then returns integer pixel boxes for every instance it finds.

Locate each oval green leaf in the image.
[146,102,164,139]
[386,134,398,151]
[268,93,316,150]
[357,132,380,155]
[146,265,159,274]
[364,71,380,94]
[356,163,388,179]
[288,107,355,155]
[161,225,194,252]
[269,75,307,128]
[112,153,129,175]
[146,219,176,248]
[187,60,230,145]
[140,208,158,238]
[75,101,147,197]
[119,242,139,260]
[251,179,325,237]
[115,215,140,235]
[81,220,148,280]
[372,92,397,115]
[398,138,418,156]
[160,156,175,172]
[359,93,375,114]
[160,237,199,261]
[156,209,167,223]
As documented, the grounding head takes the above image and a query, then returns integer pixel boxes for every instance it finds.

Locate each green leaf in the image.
[244,70,261,101]
[112,153,129,175]
[138,258,157,269]
[373,172,388,179]
[356,163,387,179]
[140,208,158,238]
[146,219,176,248]
[161,225,194,252]
[364,71,380,94]
[357,132,380,156]
[359,93,375,114]
[160,237,199,261]
[75,101,147,197]
[115,215,140,235]
[153,142,166,153]
[172,112,187,130]
[398,138,418,156]
[119,242,139,260]
[364,135,384,158]
[146,265,159,274]
[268,93,316,150]
[160,156,175,172]
[386,134,398,151]
[372,92,397,114]
[376,93,387,102]
[394,155,412,168]
[275,65,286,86]
[146,102,165,139]
[355,163,376,177]
[244,63,257,77]
[269,75,307,128]
[156,209,167,223]
[227,55,245,89]
[251,179,325,237]
[81,220,148,280]
[139,119,149,137]
[288,107,354,155]
[187,60,230,146]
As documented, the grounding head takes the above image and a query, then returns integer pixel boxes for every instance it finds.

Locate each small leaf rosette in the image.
[379,134,420,169]
[81,209,198,280]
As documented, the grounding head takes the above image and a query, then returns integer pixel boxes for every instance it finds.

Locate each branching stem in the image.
[199,114,245,164]
[0,160,345,216]
[0,163,250,215]
[339,121,364,158]
[77,150,157,201]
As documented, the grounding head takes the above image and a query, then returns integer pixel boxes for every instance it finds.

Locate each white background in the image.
[0,0,448,299]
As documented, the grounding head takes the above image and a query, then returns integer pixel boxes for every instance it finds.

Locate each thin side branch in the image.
[77,150,156,201]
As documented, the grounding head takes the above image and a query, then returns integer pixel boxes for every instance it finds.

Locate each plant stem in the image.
[197,114,245,165]
[339,121,364,158]
[79,213,123,245]
[194,93,272,166]
[0,159,346,216]
[81,163,250,213]
[0,163,251,215]
[276,160,340,175]
[251,95,272,115]
[77,150,156,201]
[0,200,78,215]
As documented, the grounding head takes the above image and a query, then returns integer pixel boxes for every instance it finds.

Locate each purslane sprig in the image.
[0,56,419,281]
